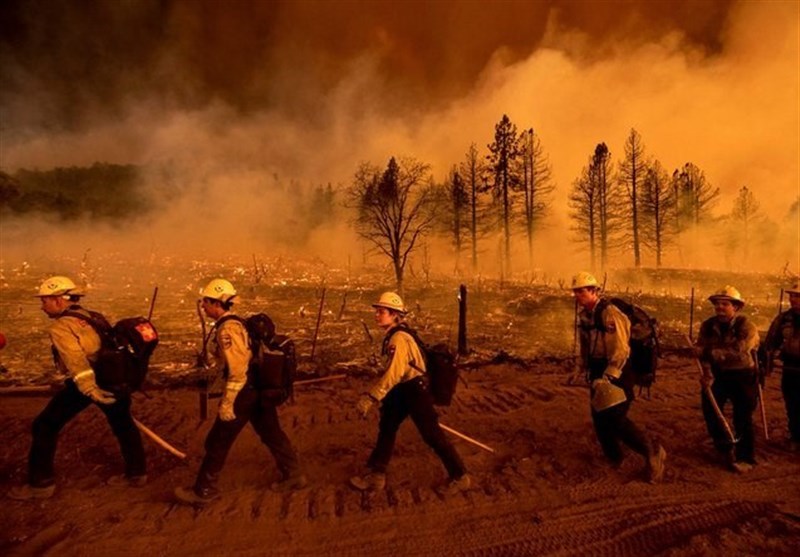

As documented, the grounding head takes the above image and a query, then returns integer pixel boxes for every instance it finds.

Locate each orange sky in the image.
[1,0,797,272]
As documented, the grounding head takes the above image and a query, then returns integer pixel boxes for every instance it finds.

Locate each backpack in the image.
[593,298,659,390]
[383,325,459,406]
[63,310,159,394]
[217,313,295,405]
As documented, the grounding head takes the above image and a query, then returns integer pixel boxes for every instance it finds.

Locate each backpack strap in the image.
[592,299,611,333]
[61,308,116,347]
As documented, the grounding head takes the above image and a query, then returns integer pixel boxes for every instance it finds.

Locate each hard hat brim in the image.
[708,295,744,306]
[372,303,406,313]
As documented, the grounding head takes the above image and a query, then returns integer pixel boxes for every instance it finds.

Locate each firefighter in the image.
[349,291,471,495]
[763,283,800,450]
[696,286,760,472]
[9,276,147,500]
[572,272,666,483]
[175,279,305,505]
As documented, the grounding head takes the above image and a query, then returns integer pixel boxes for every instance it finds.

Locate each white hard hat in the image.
[34,276,83,298]
[708,285,745,307]
[571,271,599,290]
[591,380,627,412]
[372,291,406,314]
[200,278,237,303]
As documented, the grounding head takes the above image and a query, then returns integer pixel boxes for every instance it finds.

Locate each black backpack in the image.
[593,298,659,390]
[63,309,159,394]
[383,325,459,406]
[217,313,295,405]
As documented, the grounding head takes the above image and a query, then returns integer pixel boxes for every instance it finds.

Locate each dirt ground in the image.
[1,258,798,555]
[1,354,798,556]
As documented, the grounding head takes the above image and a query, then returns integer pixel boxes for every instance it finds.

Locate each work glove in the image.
[74,370,116,405]
[219,381,244,422]
[356,395,374,419]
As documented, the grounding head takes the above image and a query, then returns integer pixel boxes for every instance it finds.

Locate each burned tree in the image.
[640,160,675,267]
[450,168,469,271]
[568,165,599,268]
[487,114,523,276]
[520,128,554,268]
[568,143,620,270]
[728,185,762,265]
[348,157,434,294]
[617,128,648,268]
[672,162,720,230]
[460,143,486,271]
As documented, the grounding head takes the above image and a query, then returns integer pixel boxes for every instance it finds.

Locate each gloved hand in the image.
[74,370,116,405]
[356,395,374,419]
[219,394,237,422]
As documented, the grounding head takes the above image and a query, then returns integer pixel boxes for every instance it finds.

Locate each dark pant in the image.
[702,369,758,462]
[367,377,466,479]
[28,380,146,487]
[195,385,299,492]
[783,368,800,441]
[587,362,653,463]
[590,380,653,462]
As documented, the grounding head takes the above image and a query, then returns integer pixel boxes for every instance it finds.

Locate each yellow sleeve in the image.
[50,317,99,378]
[369,331,424,401]
[217,319,251,389]
[602,305,631,379]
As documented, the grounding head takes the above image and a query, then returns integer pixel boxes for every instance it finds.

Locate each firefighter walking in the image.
[695,286,760,472]
[175,279,305,505]
[9,276,147,500]
[572,272,666,483]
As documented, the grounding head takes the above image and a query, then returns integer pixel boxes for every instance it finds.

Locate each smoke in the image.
[0,0,797,276]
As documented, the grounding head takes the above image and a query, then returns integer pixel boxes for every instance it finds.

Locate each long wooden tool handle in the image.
[757,383,769,441]
[133,417,187,459]
[440,422,495,453]
[685,336,736,444]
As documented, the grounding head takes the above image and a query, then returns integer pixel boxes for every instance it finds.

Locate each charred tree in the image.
[729,185,761,265]
[520,128,554,269]
[672,162,720,230]
[617,128,648,268]
[487,115,523,277]
[640,160,675,267]
[460,143,486,271]
[568,165,599,268]
[450,168,469,271]
[348,156,434,294]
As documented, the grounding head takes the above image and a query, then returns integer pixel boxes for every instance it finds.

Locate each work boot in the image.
[107,474,148,488]
[646,445,667,484]
[174,485,220,505]
[271,474,308,493]
[8,484,55,501]
[348,472,386,492]
[436,474,472,497]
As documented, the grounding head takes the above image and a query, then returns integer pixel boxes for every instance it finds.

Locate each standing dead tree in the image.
[520,128,554,269]
[348,156,434,295]
[640,160,675,267]
[450,168,469,272]
[487,114,523,277]
[460,143,486,272]
[568,165,599,268]
[617,128,648,268]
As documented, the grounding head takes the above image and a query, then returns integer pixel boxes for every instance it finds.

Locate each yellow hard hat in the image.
[34,275,83,298]
[708,285,745,307]
[200,278,237,303]
[571,271,599,290]
[372,291,406,313]
[591,380,627,412]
